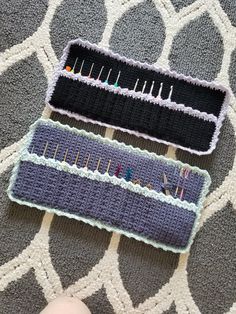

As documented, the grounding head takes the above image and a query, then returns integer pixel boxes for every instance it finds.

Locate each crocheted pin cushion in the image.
[46,38,229,156]
[8,119,211,253]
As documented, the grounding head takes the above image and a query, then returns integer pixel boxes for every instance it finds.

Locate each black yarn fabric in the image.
[50,77,216,152]
[64,44,226,117]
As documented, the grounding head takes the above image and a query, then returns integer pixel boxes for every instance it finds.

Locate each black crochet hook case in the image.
[46,38,230,156]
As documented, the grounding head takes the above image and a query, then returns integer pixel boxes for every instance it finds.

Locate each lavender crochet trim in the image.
[51,71,218,123]
[46,37,230,156]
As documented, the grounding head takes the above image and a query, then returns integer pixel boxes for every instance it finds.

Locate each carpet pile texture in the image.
[0,0,236,313]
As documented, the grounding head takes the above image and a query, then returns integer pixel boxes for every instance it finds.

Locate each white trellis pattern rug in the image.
[0,0,236,313]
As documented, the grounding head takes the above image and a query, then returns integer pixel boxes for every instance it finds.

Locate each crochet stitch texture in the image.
[46,38,230,155]
[8,119,211,253]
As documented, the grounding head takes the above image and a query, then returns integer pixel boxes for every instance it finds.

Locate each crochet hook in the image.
[167,86,173,101]
[43,141,48,157]
[106,159,112,173]
[53,144,59,159]
[114,71,121,88]
[74,149,80,165]
[125,167,133,181]
[180,168,190,200]
[104,69,112,84]
[133,78,139,91]
[146,183,153,190]
[149,81,155,96]
[175,168,184,197]
[156,82,163,100]
[142,81,147,94]
[97,66,104,80]
[71,57,78,74]
[84,153,90,169]
[63,148,68,162]
[78,59,84,75]
[163,172,170,196]
[96,158,101,171]
[88,63,94,78]
[115,164,122,177]
[133,178,141,185]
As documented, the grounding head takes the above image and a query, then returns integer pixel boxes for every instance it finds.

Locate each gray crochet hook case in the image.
[8,119,211,253]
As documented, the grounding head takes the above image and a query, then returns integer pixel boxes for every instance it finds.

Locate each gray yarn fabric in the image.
[1,0,236,313]
[28,123,205,204]
[10,121,210,250]
[13,161,196,249]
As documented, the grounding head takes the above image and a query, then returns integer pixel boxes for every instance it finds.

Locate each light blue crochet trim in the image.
[7,190,190,254]
[19,152,197,211]
[26,118,211,207]
[7,156,207,253]
[7,157,199,254]
[7,118,211,253]
[29,119,211,176]
[25,119,211,207]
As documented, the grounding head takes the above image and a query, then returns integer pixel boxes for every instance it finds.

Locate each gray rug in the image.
[1,0,236,313]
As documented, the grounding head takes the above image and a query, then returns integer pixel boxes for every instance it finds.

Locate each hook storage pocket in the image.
[46,38,229,156]
[8,119,211,253]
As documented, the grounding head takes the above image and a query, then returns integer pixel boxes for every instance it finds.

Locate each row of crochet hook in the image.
[30,141,190,200]
[64,58,173,101]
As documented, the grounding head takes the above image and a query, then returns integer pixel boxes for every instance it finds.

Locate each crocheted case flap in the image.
[48,76,217,153]
[46,38,230,155]
[8,119,211,253]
